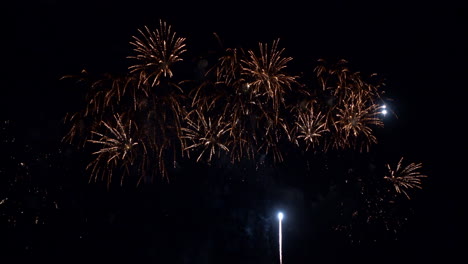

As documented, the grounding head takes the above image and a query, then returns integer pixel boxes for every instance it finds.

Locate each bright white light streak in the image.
[278,212,283,264]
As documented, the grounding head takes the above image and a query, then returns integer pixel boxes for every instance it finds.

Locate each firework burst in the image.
[333,156,424,244]
[293,105,328,151]
[333,92,385,152]
[384,157,427,199]
[128,20,187,87]
[308,59,386,152]
[86,114,139,187]
[182,110,231,163]
[188,39,297,164]
[61,70,145,147]
[241,39,297,121]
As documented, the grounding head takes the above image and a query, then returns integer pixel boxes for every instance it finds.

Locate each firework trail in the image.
[278,212,283,264]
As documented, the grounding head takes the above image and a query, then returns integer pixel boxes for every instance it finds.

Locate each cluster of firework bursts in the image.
[61,20,427,242]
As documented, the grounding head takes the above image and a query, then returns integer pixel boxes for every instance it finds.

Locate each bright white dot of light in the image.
[382,109,388,115]
[278,212,283,220]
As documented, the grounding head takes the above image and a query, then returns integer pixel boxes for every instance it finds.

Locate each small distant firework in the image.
[384,157,427,199]
[333,157,424,244]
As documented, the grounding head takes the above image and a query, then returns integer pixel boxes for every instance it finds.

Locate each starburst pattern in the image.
[241,39,297,121]
[384,157,427,199]
[293,105,328,151]
[182,110,231,163]
[86,114,138,187]
[128,20,187,87]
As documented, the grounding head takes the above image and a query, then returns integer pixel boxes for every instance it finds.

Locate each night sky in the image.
[6,0,466,263]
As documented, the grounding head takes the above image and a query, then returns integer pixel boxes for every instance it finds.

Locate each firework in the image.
[278,212,284,264]
[135,83,188,182]
[182,110,231,163]
[86,114,138,187]
[128,20,187,87]
[293,103,328,151]
[333,91,385,152]
[62,21,191,184]
[61,71,144,147]
[240,39,297,121]
[125,21,190,181]
[188,39,297,164]
[384,157,427,199]
[215,47,242,88]
[333,156,421,244]
[307,59,386,152]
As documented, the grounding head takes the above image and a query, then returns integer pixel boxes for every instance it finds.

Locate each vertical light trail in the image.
[278,212,283,264]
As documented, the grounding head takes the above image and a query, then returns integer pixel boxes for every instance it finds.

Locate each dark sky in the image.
[9,0,467,263]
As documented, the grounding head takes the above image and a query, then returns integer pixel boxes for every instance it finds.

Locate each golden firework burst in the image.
[86,114,138,187]
[128,20,187,87]
[384,157,427,199]
[293,105,328,151]
[182,110,231,163]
